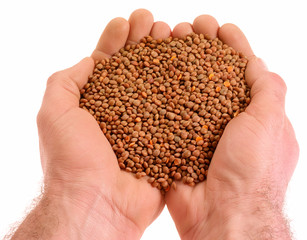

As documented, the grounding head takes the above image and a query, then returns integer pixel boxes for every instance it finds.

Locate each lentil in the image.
[79,33,250,194]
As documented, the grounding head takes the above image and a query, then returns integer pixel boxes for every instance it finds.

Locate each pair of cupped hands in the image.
[36,9,298,240]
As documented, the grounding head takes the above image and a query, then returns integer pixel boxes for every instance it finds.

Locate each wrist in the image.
[44,182,142,240]
[11,179,142,240]
[184,196,291,240]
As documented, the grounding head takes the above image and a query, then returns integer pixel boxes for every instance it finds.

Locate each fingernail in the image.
[257,58,268,70]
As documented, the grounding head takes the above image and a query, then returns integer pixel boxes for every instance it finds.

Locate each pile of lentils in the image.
[79,33,250,193]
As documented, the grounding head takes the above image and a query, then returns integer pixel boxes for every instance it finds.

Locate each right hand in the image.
[165,15,299,240]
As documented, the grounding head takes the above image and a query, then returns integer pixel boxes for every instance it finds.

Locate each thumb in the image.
[38,57,94,124]
[244,57,287,125]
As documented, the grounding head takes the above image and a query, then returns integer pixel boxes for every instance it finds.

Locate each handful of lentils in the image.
[79,33,250,193]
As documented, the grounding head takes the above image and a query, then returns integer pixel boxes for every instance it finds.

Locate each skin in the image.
[9,9,299,240]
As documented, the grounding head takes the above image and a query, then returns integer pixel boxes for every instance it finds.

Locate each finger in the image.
[193,15,219,39]
[218,23,254,58]
[92,17,129,60]
[38,57,94,123]
[172,22,193,38]
[150,21,171,39]
[126,9,154,45]
[244,58,287,123]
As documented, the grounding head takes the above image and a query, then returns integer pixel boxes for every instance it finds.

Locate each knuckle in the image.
[36,109,45,128]
[262,72,287,102]
[47,71,65,86]
[47,71,76,91]
[36,108,52,131]
[267,72,287,93]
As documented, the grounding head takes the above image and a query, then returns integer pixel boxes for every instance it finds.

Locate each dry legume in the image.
[79,33,250,194]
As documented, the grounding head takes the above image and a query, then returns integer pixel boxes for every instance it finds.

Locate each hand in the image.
[165,16,299,239]
[32,9,171,240]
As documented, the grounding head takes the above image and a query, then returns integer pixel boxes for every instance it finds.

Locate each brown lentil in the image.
[79,33,250,194]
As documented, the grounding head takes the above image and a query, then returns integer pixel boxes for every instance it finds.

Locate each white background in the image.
[0,0,306,239]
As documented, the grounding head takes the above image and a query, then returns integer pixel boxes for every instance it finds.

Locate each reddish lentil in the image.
[79,33,250,193]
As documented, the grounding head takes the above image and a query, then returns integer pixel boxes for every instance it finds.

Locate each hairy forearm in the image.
[184,198,291,240]
[9,189,141,240]
[11,195,73,240]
